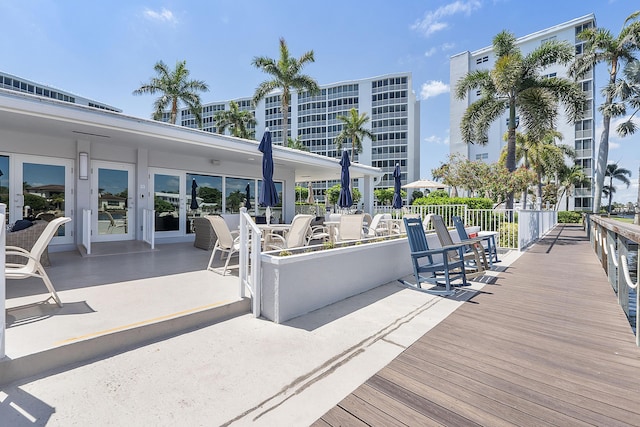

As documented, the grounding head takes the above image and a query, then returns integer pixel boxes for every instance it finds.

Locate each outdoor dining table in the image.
[257,223,292,250]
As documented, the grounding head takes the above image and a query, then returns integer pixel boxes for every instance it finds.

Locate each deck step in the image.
[0,298,251,386]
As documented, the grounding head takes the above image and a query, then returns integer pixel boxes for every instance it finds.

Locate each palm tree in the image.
[570,11,640,213]
[455,30,584,210]
[252,38,320,143]
[604,163,631,214]
[557,164,589,211]
[133,60,209,127]
[286,136,308,151]
[334,108,375,159]
[213,101,256,139]
[502,130,574,209]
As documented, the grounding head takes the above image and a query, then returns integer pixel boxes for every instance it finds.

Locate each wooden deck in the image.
[313,224,640,426]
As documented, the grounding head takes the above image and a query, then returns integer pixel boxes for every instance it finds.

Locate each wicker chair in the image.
[6,220,52,267]
[193,217,217,250]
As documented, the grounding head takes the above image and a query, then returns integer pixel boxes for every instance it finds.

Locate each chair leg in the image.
[222,249,236,276]
[207,246,220,271]
[39,268,63,307]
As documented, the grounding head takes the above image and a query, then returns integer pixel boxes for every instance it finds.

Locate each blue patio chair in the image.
[400,216,467,296]
[452,216,499,267]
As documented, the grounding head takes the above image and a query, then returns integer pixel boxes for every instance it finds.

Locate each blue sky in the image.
[1,0,639,205]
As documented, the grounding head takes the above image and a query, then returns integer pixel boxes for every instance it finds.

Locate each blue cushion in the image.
[11,219,34,232]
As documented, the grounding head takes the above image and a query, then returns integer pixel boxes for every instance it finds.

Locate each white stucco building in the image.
[450,14,596,211]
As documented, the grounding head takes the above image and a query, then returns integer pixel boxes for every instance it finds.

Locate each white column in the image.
[0,203,6,358]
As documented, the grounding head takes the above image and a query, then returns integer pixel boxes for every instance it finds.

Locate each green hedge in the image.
[412,196,493,209]
[557,211,582,223]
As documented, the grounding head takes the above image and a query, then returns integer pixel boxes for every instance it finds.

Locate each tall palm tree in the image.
[456,30,584,210]
[604,163,631,213]
[335,108,375,159]
[570,11,640,213]
[213,101,256,139]
[286,136,308,151]
[252,38,320,143]
[557,164,589,211]
[133,60,209,127]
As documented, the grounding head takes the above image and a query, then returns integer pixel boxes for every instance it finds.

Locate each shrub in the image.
[498,221,518,248]
[412,196,493,210]
[558,211,582,223]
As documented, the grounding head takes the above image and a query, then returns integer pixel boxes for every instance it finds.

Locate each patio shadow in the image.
[6,301,96,328]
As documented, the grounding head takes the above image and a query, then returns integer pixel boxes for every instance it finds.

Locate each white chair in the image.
[265,214,314,250]
[336,214,365,242]
[6,216,71,307]
[366,213,391,237]
[206,215,241,276]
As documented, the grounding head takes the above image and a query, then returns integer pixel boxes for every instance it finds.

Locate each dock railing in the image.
[81,209,91,255]
[239,207,262,317]
[589,215,639,346]
[142,209,155,249]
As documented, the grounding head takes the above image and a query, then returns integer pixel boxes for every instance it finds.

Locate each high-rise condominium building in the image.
[449,14,596,211]
[0,71,121,113]
[176,73,420,200]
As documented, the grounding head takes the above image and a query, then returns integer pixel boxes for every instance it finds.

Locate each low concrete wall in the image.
[260,238,412,323]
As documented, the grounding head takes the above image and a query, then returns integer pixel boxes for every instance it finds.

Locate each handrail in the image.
[142,209,155,249]
[589,215,639,346]
[239,207,262,317]
[1,203,6,358]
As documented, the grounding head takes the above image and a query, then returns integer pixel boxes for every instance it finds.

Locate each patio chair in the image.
[429,214,487,276]
[452,216,499,266]
[5,216,71,307]
[400,216,467,296]
[206,215,241,276]
[336,214,365,242]
[264,214,314,250]
[6,220,52,266]
[366,213,391,237]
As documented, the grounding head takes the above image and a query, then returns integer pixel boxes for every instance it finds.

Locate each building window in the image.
[475,153,488,160]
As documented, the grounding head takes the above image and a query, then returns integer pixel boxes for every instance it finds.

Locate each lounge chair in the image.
[6,216,71,307]
[399,216,467,296]
[366,213,391,237]
[264,214,314,250]
[336,214,365,242]
[429,214,488,276]
[206,215,241,276]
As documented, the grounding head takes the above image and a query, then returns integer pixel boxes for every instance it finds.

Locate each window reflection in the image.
[186,173,222,233]
[154,174,180,232]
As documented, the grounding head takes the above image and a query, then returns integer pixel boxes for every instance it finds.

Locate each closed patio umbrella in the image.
[392,163,402,209]
[190,178,199,210]
[306,182,315,205]
[259,128,278,223]
[338,150,352,209]
[244,183,252,209]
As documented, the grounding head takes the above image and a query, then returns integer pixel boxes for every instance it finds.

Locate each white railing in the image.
[374,205,557,250]
[143,209,155,249]
[517,210,558,250]
[589,215,639,346]
[82,209,92,255]
[239,207,262,317]
[0,203,6,358]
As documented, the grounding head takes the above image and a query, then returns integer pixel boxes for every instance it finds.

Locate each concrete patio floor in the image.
[2,242,248,385]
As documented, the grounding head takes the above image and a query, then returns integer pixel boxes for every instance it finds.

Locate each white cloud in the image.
[424,135,450,145]
[420,80,450,100]
[411,0,482,37]
[441,42,456,51]
[424,47,438,57]
[143,8,177,24]
[609,140,621,149]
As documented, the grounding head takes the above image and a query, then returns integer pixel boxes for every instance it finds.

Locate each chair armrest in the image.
[6,245,30,255]
[5,249,42,264]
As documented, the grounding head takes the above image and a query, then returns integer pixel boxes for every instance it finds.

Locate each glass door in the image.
[92,161,135,242]
[10,154,74,244]
[150,169,185,236]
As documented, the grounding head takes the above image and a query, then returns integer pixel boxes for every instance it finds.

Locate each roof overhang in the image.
[0,89,383,182]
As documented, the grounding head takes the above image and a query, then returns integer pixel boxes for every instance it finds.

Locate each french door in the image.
[149,168,185,237]
[92,161,135,242]
[8,154,74,245]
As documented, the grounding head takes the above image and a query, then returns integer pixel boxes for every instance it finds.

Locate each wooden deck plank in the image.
[314,225,640,426]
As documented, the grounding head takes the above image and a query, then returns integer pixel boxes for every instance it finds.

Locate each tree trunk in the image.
[505,98,517,211]
[593,68,618,213]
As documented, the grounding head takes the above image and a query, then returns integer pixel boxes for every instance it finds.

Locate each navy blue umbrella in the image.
[190,179,199,210]
[258,129,279,207]
[338,150,353,208]
[244,183,252,209]
[392,163,403,209]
